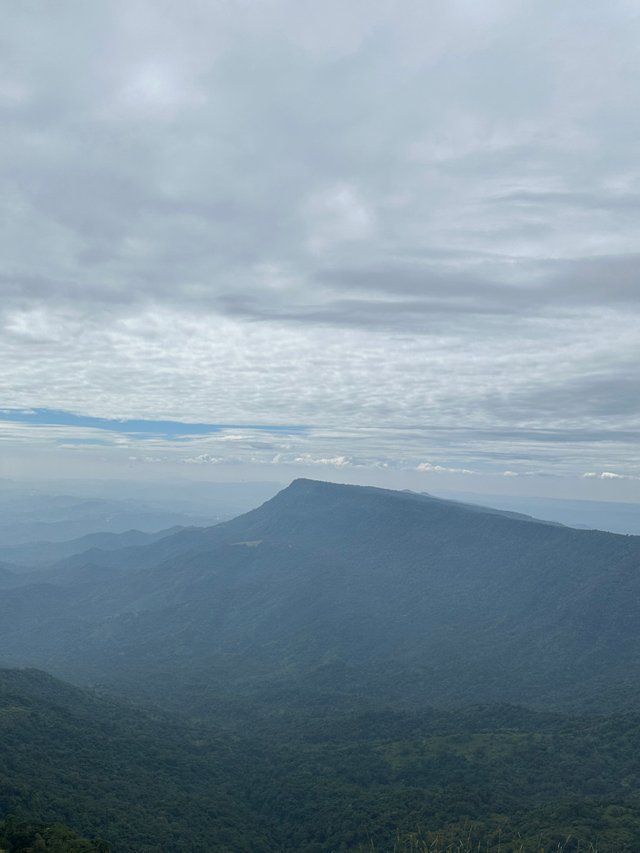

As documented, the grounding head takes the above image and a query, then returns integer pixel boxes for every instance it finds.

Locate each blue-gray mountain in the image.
[0,479,638,710]
[0,526,183,569]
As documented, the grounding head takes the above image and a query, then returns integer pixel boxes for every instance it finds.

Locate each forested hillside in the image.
[2,668,640,852]
[0,817,108,853]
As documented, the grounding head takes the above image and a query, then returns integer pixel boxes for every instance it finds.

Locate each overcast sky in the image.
[2,0,640,499]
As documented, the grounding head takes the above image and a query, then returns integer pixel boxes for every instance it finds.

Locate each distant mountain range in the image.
[0,526,183,568]
[0,488,214,549]
[1,478,639,711]
[434,489,640,536]
[0,479,281,548]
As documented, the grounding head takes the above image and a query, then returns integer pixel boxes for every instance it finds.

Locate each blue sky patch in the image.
[0,408,308,439]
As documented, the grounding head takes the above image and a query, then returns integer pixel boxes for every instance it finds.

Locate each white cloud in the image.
[417,462,475,475]
[294,454,351,468]
[184,454,224,465]
[583,471,638,480]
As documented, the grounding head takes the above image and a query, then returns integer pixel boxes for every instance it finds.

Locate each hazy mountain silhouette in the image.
[0,526,184,569]
[1,479,639,710]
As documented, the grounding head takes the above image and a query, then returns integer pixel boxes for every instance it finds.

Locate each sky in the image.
[1,0,640,500]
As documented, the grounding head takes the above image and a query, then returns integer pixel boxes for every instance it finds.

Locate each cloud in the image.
[294,454,352,468]
[305,184,375,254]
[583,471,639,481]
[1,1,640,491]
[3,0,640,324]
[417,462,475,475]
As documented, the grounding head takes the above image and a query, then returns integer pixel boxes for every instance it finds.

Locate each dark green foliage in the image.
[0,669,273,852]
[0,817,108,852]
[2,669,640,853]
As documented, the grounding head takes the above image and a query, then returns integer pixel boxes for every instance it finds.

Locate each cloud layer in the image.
[2,1,640,492]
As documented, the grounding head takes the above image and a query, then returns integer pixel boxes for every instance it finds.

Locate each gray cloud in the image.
[486,368,640,422]
[1,0,640,492]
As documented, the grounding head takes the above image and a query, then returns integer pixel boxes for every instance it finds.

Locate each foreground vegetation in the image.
[2,669,640,852]
[359,834,601,852]
[0,817,108,852]
[0,817,608,853]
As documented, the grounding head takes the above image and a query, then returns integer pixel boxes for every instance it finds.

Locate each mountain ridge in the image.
[1,478,639,711]
[0,526,184,569]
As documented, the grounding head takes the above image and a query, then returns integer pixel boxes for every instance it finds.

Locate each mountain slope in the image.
[3,668,640,853]
[0,562,19,587]
[0,526,183,568]
[0,668,274,852]
[1,479,639,709]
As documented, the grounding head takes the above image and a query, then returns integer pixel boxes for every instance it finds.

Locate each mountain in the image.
[1,479,639,710]
[0,491,212,549]
[0,479,280,550]
[0,562,19,587]
[434,489,640,536]
[0,526,183,568]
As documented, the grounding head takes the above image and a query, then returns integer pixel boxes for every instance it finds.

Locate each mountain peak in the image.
[270,479,559,527]
[280,477,427,502]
